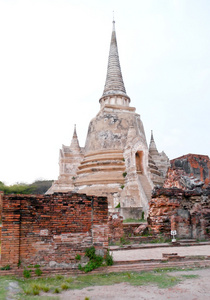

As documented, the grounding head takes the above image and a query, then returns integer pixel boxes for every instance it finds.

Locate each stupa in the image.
[47,21,168,218]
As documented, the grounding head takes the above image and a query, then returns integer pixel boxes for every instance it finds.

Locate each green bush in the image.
[75,254,81,260]
[61,283,70,290]
[85,246,96,260]
[105,250,113,266]
[55,274,63,280]
[79,246,104,273]
[41,285,49,292]
[23,269,31,278]
[35,268,42,276]
[54,287,60,293]
[0,265,10,270]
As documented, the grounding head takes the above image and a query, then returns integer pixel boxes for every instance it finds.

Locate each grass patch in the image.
[0,267,205,299]
[16,270,182,297]
[0,276,15,300]
[181,274,199,279]
[141,235,171,244]
[61,282,70,290]
[123,218,146,223]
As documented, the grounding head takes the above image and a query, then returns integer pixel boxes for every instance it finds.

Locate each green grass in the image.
[0,267,205,299]
[181,274,199,279]
[139,236,171,244]
[123,218,146,223]
[0,276,14,299]
[16,270,181,298]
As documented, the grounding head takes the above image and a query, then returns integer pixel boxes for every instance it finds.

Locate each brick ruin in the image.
[148,167,210,240]
[171,154,210,187]
[0,193,108,268]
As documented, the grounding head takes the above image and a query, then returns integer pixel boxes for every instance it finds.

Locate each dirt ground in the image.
[46,268,210,300]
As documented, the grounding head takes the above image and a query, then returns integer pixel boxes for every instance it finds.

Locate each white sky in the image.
[0,0,210,185]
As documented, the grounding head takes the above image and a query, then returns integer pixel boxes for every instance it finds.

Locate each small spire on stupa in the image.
[149,130,159,156]
[73,124,77,137]
[70,124,80,150]
[151,130,154,141]
[102,19,128,98]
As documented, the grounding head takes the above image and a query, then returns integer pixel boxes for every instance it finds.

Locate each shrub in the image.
[42,285,49,292]
[23,269,31,278]
[55,275,63,280]
[23,288,33,295]
[75,254,81,260]
[85,246,96,260]
[79,246,104,273]
[33,288,39,295]
[31,283,41,290]
[0,265,10,270]
[105,250,113,266]
[83,255,103,273]
[120,185,125,189]
[54,287,60,293]
[122,172,127,177]
[61,283,69,290]
[115,202,120,208]
[35,268,42,276]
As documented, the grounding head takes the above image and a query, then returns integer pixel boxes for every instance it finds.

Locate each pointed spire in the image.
[73,124,77,137]
[70,124,80,150]
[151,130,154,141]
[102,20,128,98]
[149,130,159,156]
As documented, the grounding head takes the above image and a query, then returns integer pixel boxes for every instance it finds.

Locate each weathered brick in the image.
[0,193,108,268]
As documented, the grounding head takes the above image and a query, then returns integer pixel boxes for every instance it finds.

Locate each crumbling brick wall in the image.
[0,191,3,221]
[0,191,3,240]
[1,192,108,268]
[108,213,124,242]
[170,154,210,187]
[148,187,210,239]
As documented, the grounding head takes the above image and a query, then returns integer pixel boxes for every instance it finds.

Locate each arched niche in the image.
[135,151,144,174]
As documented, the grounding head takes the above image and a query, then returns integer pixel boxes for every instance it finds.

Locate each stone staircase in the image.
[138,174,152,201]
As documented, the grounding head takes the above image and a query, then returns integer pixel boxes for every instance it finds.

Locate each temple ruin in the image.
[148,166,210,240]
[47,21,169,218]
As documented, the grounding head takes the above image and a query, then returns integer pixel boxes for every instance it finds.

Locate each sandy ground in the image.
[45,268,210,300]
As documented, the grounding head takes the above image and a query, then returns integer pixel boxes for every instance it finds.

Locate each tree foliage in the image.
[0,180,53,195]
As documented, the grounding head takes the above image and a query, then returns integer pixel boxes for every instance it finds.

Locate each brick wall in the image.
[0,191,3,240]
[148,187,210,239]
[0,192,108,267]
[108,213,124,242]
[170,154,210,187]
[0,191,3,217]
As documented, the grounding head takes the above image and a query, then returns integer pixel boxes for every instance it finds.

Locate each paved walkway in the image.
[111,244,210,261]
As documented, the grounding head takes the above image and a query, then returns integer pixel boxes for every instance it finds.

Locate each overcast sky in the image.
[0,0,209,185]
